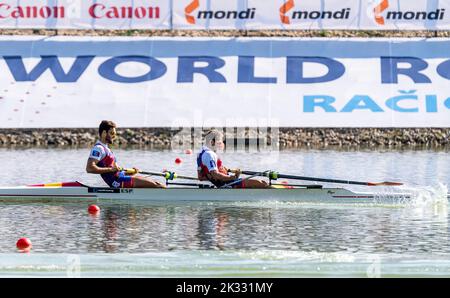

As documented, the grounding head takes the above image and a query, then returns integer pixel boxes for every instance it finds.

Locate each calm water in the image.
[0,147,449,277]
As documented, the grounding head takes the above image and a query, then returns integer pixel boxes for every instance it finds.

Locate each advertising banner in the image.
[174,0,449,30]
[0,0,170,29]
[0,36,449,128]
[0,0,449,30]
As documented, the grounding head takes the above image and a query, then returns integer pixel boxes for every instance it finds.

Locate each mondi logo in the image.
[184,0,255,24]
[279,1,350,25]
[373,0,389,25]
[280,0,294,24]
[185,0,199,24]
[373,0,445,25]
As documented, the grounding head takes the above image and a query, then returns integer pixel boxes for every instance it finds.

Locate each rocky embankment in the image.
[0,128,448,149]
[0,29,449,38]
[278,128,449,148]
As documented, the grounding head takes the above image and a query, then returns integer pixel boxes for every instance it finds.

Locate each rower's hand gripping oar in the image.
[117,167,139,175]
[240,171,403,187]
[138,170,202,187]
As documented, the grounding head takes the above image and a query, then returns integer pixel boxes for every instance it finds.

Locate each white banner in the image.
[173,0,450,30]
[0,0,170,29]
[0,36,449,128]
[0,0,449,30]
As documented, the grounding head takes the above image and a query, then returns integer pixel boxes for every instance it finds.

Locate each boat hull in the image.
[0,185,421,204]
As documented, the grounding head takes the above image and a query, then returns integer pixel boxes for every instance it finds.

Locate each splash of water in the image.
[369,183,448,209]
[405,183,448,209]
[237,250,356,263]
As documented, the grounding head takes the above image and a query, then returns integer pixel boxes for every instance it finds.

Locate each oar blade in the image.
[367,181,403,186]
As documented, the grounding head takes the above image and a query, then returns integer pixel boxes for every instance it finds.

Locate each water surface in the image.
[0,148,449,277]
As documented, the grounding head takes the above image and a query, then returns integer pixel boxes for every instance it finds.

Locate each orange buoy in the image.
[175,157,182,164]
[88,204,100,215]
[16,238,32,252]
[185,149,193,155]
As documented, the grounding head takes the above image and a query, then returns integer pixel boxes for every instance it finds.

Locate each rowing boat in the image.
[1,181,446,203]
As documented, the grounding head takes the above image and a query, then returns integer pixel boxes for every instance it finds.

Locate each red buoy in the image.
[88,204,100,215]
[16,238,32,252]
[175,157,182,164]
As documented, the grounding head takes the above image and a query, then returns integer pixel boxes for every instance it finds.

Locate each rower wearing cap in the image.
[86,120,165,188]
[197,130,269,188]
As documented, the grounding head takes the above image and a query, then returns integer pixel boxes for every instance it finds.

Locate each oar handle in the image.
[241,170,279,180]
[139,171,199,181]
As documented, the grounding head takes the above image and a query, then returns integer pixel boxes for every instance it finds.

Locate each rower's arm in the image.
[209,170,238,182]
[86,158,119,174]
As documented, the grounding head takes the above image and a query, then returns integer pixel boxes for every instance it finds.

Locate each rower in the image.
[86,120,165,188]
[196,130,269,189]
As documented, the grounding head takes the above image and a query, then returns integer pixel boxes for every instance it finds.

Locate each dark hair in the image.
[99,120,116,136]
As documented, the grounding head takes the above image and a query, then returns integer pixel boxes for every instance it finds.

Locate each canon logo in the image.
[0,3,161,20]
[89,4,160,19]
[0,4,65,19]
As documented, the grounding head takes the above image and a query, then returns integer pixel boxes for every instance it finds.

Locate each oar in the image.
[240,171,403,186]
[139,171,199,181]
[219,170,270,189]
